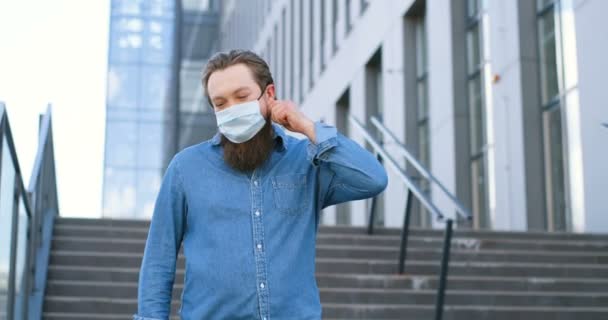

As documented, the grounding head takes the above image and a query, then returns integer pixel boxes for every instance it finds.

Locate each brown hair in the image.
[201,49,274,108]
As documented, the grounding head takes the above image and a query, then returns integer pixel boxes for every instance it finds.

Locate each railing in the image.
[0,102,58,320]
[348,114,472,320]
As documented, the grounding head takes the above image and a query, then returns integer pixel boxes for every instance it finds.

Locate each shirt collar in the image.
[210,122,288,151]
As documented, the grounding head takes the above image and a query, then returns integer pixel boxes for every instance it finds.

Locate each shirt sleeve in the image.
[306,120,388,209]
[133,155,188,320]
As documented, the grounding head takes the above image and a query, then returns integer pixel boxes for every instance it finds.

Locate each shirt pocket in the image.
[271,172,310,215]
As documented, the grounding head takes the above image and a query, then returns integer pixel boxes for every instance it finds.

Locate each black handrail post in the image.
[367,197,377,235]
[434,218,453,320]
[398,189,413,274]
[367,153,383,235]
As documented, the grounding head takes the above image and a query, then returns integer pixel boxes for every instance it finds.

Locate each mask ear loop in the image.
[258,85,274,120]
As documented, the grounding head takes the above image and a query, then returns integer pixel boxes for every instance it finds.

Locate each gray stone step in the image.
[44,280,608,307]
[45,273,608,299]
[51,225,608,252]
[45,218,608,319]
[47,251,608,278]
[54,217,608,241]
[41,295,608,319]
[50,237,608,264]
[322,303,608,320]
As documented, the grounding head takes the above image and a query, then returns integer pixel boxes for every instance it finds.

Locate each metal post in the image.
[434,219,453,320]
[398,190,413,274]
[367,197,377,235]
[367,154,383,235]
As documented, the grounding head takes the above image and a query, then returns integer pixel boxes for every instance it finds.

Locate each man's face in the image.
[207,63,277,172]
[207,63,274,116]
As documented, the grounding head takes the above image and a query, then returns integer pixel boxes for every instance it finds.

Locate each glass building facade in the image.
[102,0,220,219]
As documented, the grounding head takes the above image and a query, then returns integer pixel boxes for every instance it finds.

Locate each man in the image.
[133,50,388,320]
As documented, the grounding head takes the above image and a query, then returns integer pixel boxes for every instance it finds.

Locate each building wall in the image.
[213,0,606,233]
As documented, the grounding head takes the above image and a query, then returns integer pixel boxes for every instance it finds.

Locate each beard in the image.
[220,118,275,172]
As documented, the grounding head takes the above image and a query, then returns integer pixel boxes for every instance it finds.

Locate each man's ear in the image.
[266,84,276,100]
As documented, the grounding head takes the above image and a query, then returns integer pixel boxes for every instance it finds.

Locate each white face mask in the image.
[214,92,266,144]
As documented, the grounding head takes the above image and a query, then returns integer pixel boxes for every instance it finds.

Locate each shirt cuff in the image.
[306,121,338,166]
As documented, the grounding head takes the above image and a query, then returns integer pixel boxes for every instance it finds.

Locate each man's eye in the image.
[237,96,248,99]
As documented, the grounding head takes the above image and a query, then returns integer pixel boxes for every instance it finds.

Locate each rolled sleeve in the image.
[306,121,338,166]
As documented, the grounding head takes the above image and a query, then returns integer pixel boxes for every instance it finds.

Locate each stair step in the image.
[46,274,608,300]
[46,219,608,318]
[47,251,608,278]
[322,303,608,319]
[51,225,608,252]
[54,217,608,241]
[50,238,608,264]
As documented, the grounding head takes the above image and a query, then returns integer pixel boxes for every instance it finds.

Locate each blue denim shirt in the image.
[133,120,388,320]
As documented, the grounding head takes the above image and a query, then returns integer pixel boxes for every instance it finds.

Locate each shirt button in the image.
[257,243,262,249]
[254,180,258,186]
[255,210,260,216]
[263,318,267,320]
[260,282,265,289]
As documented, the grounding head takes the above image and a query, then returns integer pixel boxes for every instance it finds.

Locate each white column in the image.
[484,0,528,230]
[380,22,408,228]
[426,0,457,225]
[572,0,607,232]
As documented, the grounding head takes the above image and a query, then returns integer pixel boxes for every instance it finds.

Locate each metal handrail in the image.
[349,115,445,221]
[369,116,472,221]
[348,113,460,320]
[0,102,58,320]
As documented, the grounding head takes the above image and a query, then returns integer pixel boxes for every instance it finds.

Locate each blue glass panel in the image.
[136,169,162,219]
[142,19,174,64]
[103,167,136,218]
[111,0,145,16]
[109,17,145,63]
[140,66,171,110]
[147,0,176,18]
[105,121,137,167]
[137,122,163,169]
[107,65,140,109]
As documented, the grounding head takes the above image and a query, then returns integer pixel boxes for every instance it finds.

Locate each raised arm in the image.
[306,121,388,209]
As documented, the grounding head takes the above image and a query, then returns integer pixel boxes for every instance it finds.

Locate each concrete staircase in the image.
[43,217,608,319]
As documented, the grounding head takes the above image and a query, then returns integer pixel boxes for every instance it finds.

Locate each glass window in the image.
[537,0,567,231]
[466,24,481,74]
[146,0,175,18]
[140,66,171,110]
[345,0,352,33]
[105,121,137,167]
[471,156,488,226]
[468,75,485,155]
[466,0,489,227]
[543,107,566,230]
[103,167,136,218]
[107,65,140,109]
[538,7,559,105]
[137,122,163,169]
[111,0,144,16]
[0,137,16,317]
[136,169,162,219]
[142,19,174,64]
[109,17,144,63]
